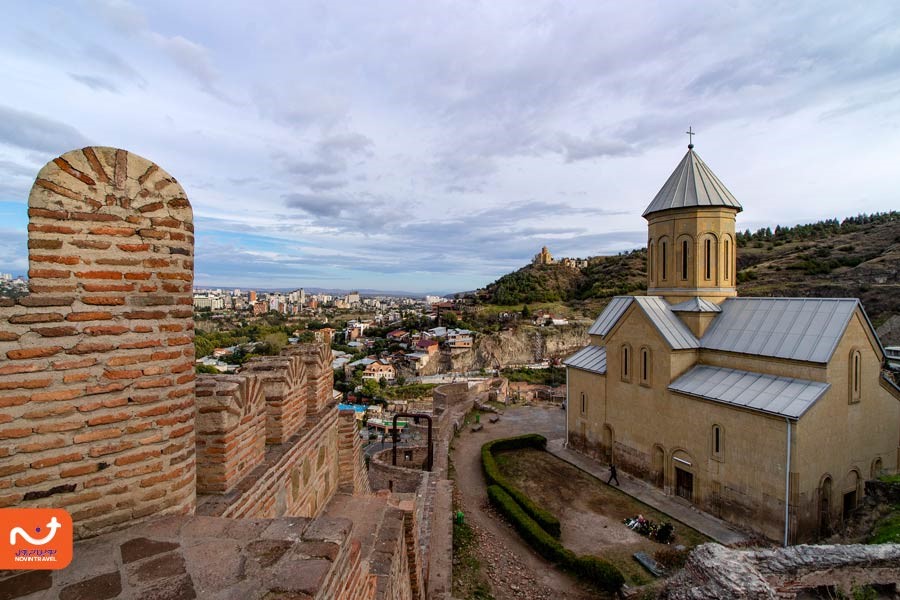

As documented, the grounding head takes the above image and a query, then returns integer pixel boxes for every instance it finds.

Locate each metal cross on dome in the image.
[686,126,695,149]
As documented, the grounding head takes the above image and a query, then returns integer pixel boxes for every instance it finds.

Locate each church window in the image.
[621,344,631,382]
[724,239,731,280]
[661,241,668,280]
[712,425,723,460]
[681,239,689,280]
[704,238,712,280]
[640,347,650,385]
[849,349,861,403]
[581,392,586,414]
[648,240,654,282]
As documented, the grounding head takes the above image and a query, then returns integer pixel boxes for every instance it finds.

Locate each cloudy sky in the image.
[1,2,899,293]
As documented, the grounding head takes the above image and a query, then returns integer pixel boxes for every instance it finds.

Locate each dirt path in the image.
[450,404,596,600]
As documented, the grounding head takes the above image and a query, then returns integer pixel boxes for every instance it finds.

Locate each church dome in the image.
[642,148,742,218]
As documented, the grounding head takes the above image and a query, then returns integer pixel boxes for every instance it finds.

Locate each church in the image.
[564,142,900,544]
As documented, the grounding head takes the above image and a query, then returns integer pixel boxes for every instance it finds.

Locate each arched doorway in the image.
[672,450,694,502]
[871,457,883,479]
[843,470,860,524]
[602,424,614,465]
[652,445,665,489]
[818,475,833,537]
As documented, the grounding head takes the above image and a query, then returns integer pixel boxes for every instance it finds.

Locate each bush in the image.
[482,435,560,537]
[654,546,688,570]
[487,485,623,592]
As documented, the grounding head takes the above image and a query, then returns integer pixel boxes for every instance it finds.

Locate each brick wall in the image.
[241,355,308,443]
[0,147,195,539]
[195,374,266,493]
[290,343,334,417]
[338,408,371,495]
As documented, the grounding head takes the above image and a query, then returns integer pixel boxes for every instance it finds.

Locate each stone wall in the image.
[195,374,266,493]
[0,147,196,539]
[369,446,430,493]
[662,542,900,599]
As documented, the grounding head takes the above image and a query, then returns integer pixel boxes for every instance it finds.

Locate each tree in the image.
[522,305,531,318]
[361,378,380,399]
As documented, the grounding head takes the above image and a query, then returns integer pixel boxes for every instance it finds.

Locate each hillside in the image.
[479,212,900,327]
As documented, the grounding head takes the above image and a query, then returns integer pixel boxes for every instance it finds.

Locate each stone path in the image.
[546,439,749,546]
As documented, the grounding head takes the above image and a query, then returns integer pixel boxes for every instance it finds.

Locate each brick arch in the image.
[0,147,195,539]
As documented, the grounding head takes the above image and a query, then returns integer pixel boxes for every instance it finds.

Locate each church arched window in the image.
[648,239,654,283]
[723,237,731,280]
[705,238,712,280]
[659,238,669,281]
[621,344,632,382]
[640,347,650,385]
[849,349,861,403]
[711,425,723,460]
[581,392,586,414]
[677,236,692,281]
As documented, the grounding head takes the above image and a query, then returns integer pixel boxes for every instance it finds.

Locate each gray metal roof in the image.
[642,149,743,217]
[588,296,633,336]
[587,295,699,350]
[670,297,722,313]
[669,365,830,419]
[563,345,607,374]
[701,298,860,364]
[634,296,700,349]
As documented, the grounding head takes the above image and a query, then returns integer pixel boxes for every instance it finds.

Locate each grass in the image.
[877,473,900,484]
[868,505,900,544]
[497,448,709,585]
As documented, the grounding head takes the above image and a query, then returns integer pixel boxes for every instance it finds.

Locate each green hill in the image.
[479,212,899,326]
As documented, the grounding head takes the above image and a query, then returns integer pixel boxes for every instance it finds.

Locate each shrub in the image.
[487,485,623,592]
[654,546,688,570]
[482,435,560,537]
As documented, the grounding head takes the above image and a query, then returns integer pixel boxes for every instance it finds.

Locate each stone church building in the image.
[564,144,900,544]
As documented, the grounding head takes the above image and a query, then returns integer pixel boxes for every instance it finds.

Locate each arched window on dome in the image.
[724,237,731,281]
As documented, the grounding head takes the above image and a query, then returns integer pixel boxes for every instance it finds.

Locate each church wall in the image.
[699,349,827,382]
[571,307,793,541]
[646,207,738,302]
[793,311,900,541]
[566,366,606,458]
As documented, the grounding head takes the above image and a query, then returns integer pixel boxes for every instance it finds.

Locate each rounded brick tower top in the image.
[0,147,196,538]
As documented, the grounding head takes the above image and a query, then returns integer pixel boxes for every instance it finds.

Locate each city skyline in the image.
[2,2,900,292]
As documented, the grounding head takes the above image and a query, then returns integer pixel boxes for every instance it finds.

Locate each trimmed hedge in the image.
[481,434,561,537]
[488,485,624,593]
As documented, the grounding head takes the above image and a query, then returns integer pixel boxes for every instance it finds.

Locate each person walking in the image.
[607,464,619,486]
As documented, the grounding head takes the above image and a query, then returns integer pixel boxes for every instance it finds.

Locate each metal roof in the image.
[670,297,722,313]
[701,298,860,364]
[563,345,607,374]
[634,296,700,349]
[642,148,743,217]
[669,365,830,419]
[587,296,699,350]
[588,296,633,336]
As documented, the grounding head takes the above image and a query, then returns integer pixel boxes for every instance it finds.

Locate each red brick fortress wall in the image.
[0,147,195,539]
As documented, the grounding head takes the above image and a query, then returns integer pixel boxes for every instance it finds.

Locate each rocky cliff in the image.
[419,324,589,374]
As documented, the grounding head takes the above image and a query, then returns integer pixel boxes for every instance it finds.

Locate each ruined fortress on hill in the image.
[0,147,466,599]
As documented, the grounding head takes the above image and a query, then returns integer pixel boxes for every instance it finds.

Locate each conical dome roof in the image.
[642,148,742,218]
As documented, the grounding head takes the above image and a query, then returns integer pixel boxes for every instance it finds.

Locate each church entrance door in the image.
[675,467,693,502]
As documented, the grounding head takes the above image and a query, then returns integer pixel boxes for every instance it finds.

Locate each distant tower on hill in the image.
[533,245,554,266]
